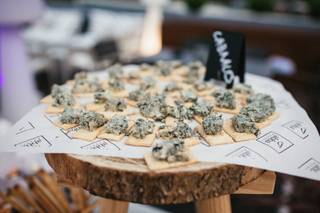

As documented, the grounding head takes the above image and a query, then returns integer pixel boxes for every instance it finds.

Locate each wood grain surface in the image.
[45,154,264,205]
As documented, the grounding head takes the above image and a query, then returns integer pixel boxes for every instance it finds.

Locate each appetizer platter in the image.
[4,60,320,209]
[3,59,318,184]
[40,61,280,171]
[41,61,280,206]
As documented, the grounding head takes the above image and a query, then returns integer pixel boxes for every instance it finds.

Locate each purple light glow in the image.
[0,27,4,87]
[0,0,43,121]
[0,25,40,122]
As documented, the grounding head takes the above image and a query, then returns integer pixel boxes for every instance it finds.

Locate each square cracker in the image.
[157,122,198,146]
[73,93,94,98]
[166,91,181,101]
[66,80,75,86]
[144,152,197,171]
[146,87,160,95]
[165,116,176,126]
[71,128,102,141]
[123,72,142,84]
[174,66,189,76]
[111,90,129,98]
[177,82,194,90]
[223,119,256,142]
[139,70,153,77]
[125,78,142,85]
[184,102,193,108]
[125,131,156,147]
[159,75,184,82]
[256,112,280,129]
[197,88,215,97]
[235,93,248,106]
[184,137,200,147]
[98,110,133,120]
[194,115,203,124]
[215,104,241,114]
[98,133,125,141]
[165,95,179,106]
[45,106,65,114]
[98,120,134,141]
[128,114,145,121]
[198,67,206,76]
[45,104,81,114]
[101,80,109,90]
[195,126,234,146]
[86,103,104,112]
[40,95,52,104]
[203,96,215,105]
[126,99,137,107]
[54,121,78,130]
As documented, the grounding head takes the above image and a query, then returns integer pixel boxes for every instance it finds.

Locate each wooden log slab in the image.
[45,154,263,205]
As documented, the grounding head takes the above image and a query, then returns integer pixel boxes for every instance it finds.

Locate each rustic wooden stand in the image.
[45,154,276,213]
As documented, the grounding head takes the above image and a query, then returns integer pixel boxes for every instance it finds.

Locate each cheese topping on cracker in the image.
[202,114,223,135]
[51,85,75,107]
[137,94,167,121]
[232,113,260,136]
[152,140,189,163]
[72,73,102,94]
[79,111,105,131]
[104,97,127,112]
[233,83,253,95]
[159,122,193,140]
[129,118,155,139]
[181,90,198,103]
[103,115,129,135]
[60,108,83,125]
[213,89,236,109]
[166,102,194,121]
[191,99,213,117]
[94,92,110,104]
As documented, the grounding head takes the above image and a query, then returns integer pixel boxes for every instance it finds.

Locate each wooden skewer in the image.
[0,204,12,213]
[7,196,33,213]
[36,170,70,211]
[0,192,32,213]
[6,189,31,212]
[82,190,91,207]
[79,189,87,209]
[29,183,59,213]
[0,191,9,202]
[70,186,87,210]
[2,169,97,213]
[30,177,67,213]
[80,202,98,213]
[11,185,44,213]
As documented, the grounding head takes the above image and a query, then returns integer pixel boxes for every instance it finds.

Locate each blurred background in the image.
[0,0,320,212]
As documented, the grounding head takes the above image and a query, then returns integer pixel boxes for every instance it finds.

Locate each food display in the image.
[40,61,280,170]
[0,169,102,212]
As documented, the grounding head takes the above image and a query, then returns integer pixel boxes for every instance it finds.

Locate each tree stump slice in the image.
[45,154,263,205]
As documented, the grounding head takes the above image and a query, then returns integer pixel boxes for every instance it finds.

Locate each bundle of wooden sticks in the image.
[0,169,99,213]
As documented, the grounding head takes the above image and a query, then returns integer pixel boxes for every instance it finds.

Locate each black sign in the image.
[205,31,246,88]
